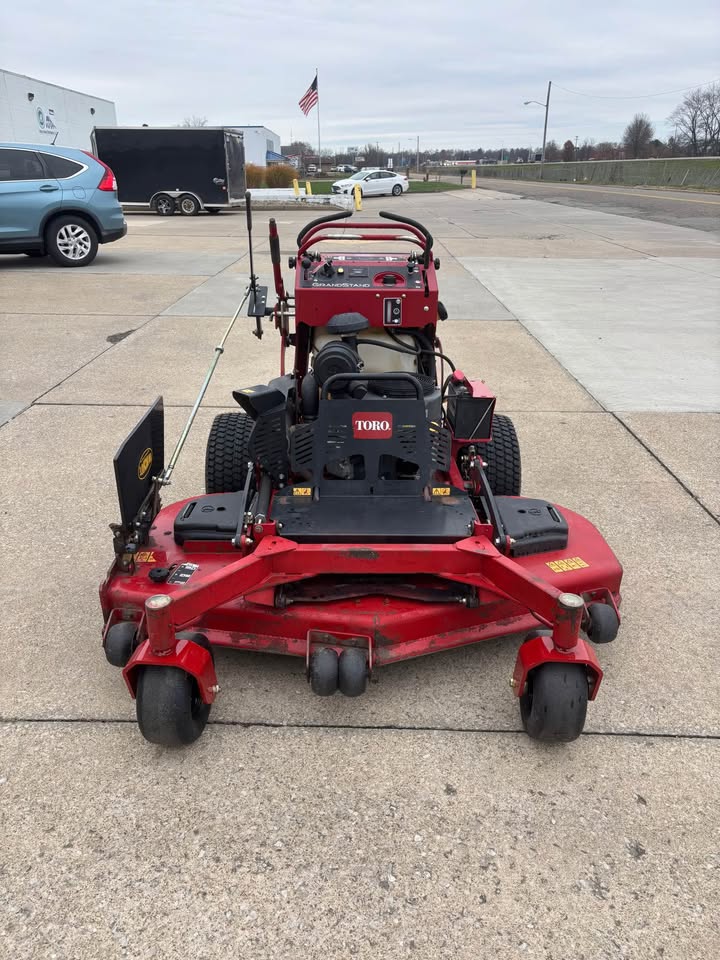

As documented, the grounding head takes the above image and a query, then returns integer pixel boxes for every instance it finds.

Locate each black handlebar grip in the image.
[378,210,433,261]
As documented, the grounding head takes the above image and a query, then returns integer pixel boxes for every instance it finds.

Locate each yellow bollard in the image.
[354,184,362,211]
[292,178,300,198]
[305,180,312,196]
[471,168,476,189]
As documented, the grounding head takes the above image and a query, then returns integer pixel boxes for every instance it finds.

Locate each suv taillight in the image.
[82,151,117,191]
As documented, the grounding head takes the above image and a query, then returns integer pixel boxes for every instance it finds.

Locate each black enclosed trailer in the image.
[91,127,245,216]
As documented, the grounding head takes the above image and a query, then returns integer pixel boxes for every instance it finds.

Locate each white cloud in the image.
[1,0,718,149]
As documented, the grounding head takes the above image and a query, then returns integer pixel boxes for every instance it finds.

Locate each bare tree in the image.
[670,83,720,156]
[623,113,654,159]
[562,139,575,162]
[544,140,561,162]
[181,115,208,127]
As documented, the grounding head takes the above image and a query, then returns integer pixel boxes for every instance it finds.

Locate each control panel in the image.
[299,254,424,291]
[294,252,438,328]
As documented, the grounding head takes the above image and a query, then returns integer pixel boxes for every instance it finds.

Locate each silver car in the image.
[332,169,409,197]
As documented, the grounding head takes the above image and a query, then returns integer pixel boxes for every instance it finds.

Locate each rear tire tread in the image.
[205,412,254,494]
[484,413,521,496]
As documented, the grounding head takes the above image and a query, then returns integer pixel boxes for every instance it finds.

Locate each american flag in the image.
[298,75,319,116]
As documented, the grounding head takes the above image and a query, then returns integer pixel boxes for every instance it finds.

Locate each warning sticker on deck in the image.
[432,487,451,497]
[167,562,199,585]
[546,556,589,573]
[293,487,312,496]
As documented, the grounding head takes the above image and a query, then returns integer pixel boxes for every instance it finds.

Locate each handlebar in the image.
[296,209,352,249]
[379,210,433,266]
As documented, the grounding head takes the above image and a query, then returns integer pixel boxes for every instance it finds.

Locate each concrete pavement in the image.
[1,188,719,958]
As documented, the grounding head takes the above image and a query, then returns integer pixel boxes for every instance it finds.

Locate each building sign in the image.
[36,107,58,134]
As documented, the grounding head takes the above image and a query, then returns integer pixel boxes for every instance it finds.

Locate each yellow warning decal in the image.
[546,556,589,573]
[239,388,255,394]
[135,551,156,564]
[294,487,312,496]
[432,487,451,496]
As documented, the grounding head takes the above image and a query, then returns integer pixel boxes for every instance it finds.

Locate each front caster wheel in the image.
[519,663,588,742]
[104,621,138,667]
[309,647,338,696]
[586,602,619,644]
[136,666,210,746]
[338,648,368,697]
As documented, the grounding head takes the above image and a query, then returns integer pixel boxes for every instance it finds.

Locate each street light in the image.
[524,80,552,179]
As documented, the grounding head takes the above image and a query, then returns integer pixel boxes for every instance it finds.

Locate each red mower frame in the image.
[101,197,623,745]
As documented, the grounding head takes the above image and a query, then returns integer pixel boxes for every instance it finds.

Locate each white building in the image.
[0,70,117,149]
[229,125,281,166]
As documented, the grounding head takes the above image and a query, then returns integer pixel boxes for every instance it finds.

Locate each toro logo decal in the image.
[352,413,393,439]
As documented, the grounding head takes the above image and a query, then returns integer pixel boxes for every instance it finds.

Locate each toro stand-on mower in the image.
[101,194,622,746]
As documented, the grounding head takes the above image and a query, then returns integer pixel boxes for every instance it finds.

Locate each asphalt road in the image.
[474,178,720,233]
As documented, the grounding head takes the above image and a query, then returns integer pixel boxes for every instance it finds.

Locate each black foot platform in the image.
[271,487,477,544]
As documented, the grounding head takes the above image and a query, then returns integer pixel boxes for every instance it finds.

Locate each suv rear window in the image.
[41,154,85,179]
[0,148,44,181]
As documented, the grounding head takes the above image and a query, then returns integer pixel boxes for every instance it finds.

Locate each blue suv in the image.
[0,143,127,267]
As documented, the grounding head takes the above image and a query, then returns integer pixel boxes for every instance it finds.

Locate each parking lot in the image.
[1,188,719,958]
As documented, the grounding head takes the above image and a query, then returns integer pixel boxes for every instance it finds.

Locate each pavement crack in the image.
[1,716,719,741]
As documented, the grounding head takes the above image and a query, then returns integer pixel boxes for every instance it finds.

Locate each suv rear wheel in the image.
[45,216,98,267]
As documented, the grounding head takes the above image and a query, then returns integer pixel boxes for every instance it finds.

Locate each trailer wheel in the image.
[519,662,588,742]
[136,666,210,746]
[484,414,521,497]
[155,194,176,216]
[179,194,201,216]
[205,411,254,494]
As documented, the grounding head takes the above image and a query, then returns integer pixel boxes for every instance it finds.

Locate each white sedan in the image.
[332,169,409,197]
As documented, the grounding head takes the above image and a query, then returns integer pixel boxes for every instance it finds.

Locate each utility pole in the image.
[416,135,420,173]
[540,80,552,179]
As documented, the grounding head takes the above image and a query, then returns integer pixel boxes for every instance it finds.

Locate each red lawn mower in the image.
[100,196,622,746]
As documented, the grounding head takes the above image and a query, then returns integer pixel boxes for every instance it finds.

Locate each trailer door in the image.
[224,131,246,203]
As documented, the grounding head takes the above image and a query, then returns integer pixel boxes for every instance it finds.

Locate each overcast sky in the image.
[2,0,718,151]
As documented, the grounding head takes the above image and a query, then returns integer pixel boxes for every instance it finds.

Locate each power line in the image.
[554,77,720,100]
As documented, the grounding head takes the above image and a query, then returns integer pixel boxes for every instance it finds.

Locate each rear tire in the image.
[205,411,254,494]
[520,662,588,742]
[392,183,403,196]
[484,414,521,496]
[45,215,98,267]
[179,194,201,216]
[155,194,176,216]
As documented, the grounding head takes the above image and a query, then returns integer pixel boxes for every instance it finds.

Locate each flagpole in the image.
[315,69,321,170]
